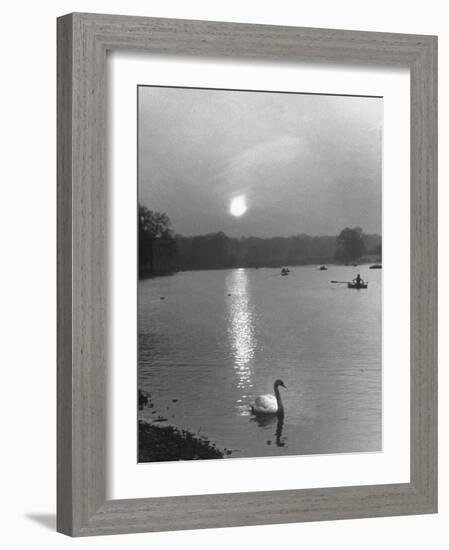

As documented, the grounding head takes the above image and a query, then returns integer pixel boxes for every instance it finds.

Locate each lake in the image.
[138,265,382,459]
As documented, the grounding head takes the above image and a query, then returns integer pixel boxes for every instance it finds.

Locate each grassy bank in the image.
[138,420,224,462]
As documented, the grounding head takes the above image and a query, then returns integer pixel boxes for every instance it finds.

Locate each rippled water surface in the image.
[138,266,381,459]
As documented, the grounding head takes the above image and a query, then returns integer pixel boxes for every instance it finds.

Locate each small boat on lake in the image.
[348,274,368,289]
[331,274,368,289]
[318,265,328,271]
[369,264,382,269]
[281,267,290,276]
[348,281,368,289]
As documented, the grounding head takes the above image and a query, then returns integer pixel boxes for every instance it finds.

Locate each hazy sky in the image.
[138,86,382,238]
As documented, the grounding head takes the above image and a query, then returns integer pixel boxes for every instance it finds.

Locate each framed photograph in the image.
[57,13,437,536]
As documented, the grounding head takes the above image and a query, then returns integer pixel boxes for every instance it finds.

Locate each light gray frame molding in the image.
[57,12,437,537]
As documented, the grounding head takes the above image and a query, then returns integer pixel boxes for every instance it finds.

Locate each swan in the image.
[250,379,286,416]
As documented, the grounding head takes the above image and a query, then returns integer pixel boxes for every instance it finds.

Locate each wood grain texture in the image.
[409,36,438,508]
[57,12,438,536]
[57,13,74,536]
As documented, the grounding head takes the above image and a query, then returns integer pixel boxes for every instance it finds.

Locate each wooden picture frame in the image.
[57,12,437,536]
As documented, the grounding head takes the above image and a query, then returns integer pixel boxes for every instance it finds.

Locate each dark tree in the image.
[335,227,366,262]
[139,204,176,277]
[139,216,379,272]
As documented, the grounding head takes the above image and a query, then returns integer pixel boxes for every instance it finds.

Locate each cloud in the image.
[214,135,306,195]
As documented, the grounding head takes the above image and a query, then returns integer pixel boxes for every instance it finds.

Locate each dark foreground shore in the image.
[138,420,224,462]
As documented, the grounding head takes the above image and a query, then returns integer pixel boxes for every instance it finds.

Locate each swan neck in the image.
[274,385,284,416]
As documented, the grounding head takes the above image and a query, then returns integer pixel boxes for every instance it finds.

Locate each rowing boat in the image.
[347,282,368,289]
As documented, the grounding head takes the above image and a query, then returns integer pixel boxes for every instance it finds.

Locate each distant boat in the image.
[281,267,290,276]
[348,275,368,289]
[369,264,382,269]
[318,265,328,271]
[348,281,368,289]
[331,275,368,289]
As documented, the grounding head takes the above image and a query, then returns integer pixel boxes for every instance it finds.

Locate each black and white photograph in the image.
[137,85,383,463]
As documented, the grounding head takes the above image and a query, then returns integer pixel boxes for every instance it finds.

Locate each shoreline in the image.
[138,420,224,462]
[139,258,379,280]
[138,391,225,462]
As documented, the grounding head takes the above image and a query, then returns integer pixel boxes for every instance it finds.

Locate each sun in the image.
[230,195,247,217]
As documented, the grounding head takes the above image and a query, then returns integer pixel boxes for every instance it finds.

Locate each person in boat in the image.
[352,273,364,287]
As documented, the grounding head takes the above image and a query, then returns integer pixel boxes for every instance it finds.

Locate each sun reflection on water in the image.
[227,269,256,414]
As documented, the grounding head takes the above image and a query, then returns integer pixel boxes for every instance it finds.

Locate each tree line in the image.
[139,204,381,278]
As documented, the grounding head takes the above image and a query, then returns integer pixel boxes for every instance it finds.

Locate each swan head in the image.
[274,379,287,389]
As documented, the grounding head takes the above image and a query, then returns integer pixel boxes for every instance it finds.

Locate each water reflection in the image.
[275,416,286,447]
[250,415,286,447]
[227,269,256,411]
